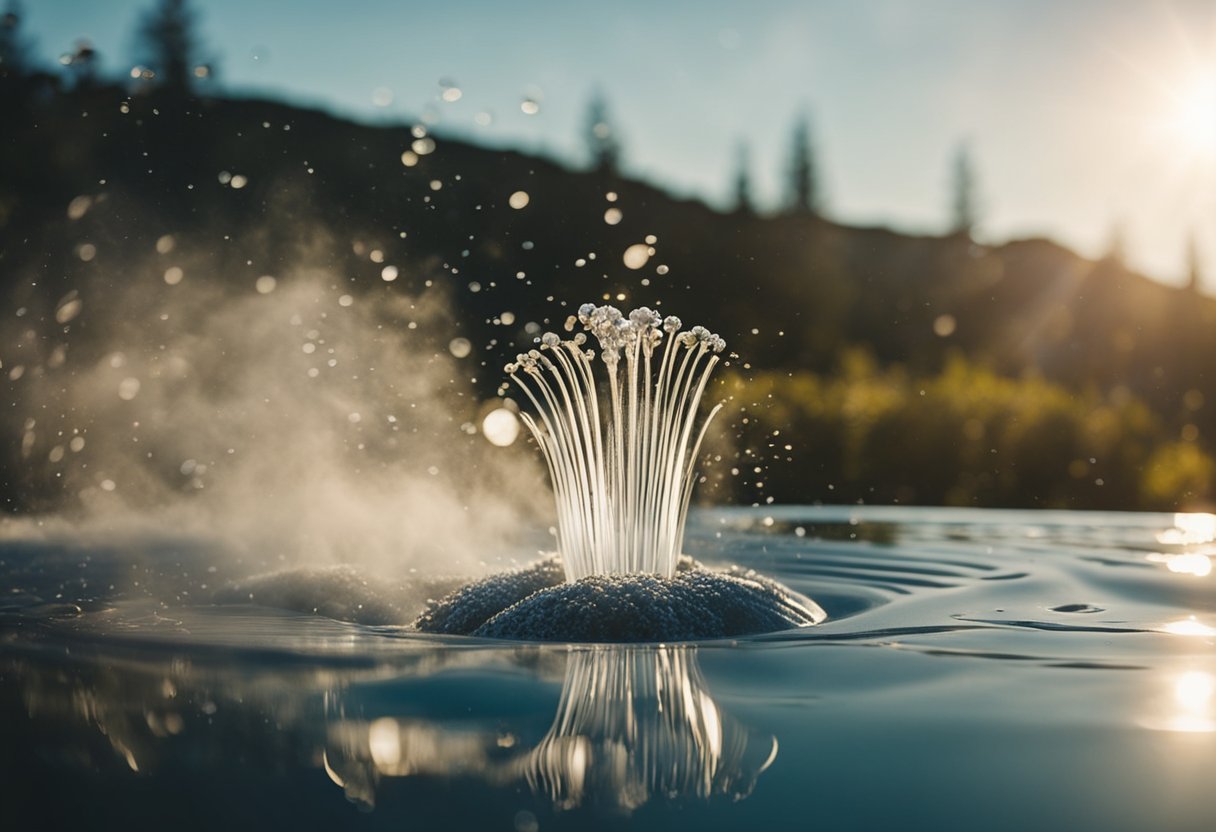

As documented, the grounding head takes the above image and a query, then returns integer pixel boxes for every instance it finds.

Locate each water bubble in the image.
[508,190,530,209]
[67,195,92,220]
[606,191,618,202]
[381,265,399,282]
[118,377,141,401]
[933,314,957,337]
[164,266,184,285]
[474,111,493,126]
[338,294,354,307]
[501,311,516,325]
[371,86,394,107]
[302,343,316,354]
[430,180,443,191]
[370,249,384,263]
[441,86,462,103]
[412,137,436,155]
[520,98,540,115]
[482,407,520,447]
[100,479,116,492]
[218,171,232,185]
[69,436,85,452]
[77,243,96,262]
[656,264,669,275]
[604,207,623,225]
[155,234,176,254]
[55,293,83,324]
[348,412,362,424]
[622,243,651,270]
[449,337,472,358]
[255,275,277,294]
[400,150,419,167]
[230,174,248,189]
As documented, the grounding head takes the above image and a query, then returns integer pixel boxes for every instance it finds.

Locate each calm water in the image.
[2,506,1214,831]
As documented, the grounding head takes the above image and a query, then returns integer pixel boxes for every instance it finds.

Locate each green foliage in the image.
[724,350,1213,510]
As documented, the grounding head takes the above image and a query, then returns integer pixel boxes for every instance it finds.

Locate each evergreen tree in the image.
[732,141,754,214]
[584,91,621,175]
[785,114,820,214]
[0,1,32,83]
[64,39,99,88]
[950,142,980,237]
[1104,221,1127,265]
[137,0,198,94]
[1186,233,1203,292]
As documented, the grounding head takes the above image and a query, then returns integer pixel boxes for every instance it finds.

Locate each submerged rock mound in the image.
[413,557,824,642]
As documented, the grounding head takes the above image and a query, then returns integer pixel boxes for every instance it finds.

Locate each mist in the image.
[1,231,550,582]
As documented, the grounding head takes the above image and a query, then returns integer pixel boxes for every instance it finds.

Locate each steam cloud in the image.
[2,233,549,582]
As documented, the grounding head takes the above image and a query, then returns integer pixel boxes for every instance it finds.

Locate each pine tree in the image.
[1186,233,1203,292]
[0,1,32,83]
[950,142,980,237]
[786,114,820,215]
[733,141,754,214]
[137,0,198,94]
[584,91,621,175]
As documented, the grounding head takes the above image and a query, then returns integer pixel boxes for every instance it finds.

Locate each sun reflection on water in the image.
[1155,513,1216,546]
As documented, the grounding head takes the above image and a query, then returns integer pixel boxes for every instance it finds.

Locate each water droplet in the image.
[622,243,651,270]
[67,195,92,220]
[508,190,530,209]
[482,407,520,447]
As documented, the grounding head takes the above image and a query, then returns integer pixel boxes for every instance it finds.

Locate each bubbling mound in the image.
[413,557,825,642]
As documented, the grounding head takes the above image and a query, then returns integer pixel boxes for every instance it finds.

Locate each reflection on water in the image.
[518,648,774,810]
[6,644,772,814]
[1155,512,1216,546]
[1141,670,1216,734]
[7,506,1216,829]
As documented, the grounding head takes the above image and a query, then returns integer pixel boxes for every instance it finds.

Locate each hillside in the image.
[2,84,1213,510]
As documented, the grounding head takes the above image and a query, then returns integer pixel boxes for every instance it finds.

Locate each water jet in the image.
[416,304,826,641]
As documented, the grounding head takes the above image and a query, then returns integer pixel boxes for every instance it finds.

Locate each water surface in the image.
[2,506,1214,830]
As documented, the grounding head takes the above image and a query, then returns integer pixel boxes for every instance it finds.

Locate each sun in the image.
[1170,70,1216,157]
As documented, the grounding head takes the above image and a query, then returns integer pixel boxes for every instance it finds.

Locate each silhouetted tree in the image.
[950,142,980,237]
[584,91,621,175]
[63,39,99,89]
[0,1,32,83]
[732,141,754,214]
[1104,221,1127,265]
[1186,233,1203,293]
[137,0,199,94]
[785,113,820,215]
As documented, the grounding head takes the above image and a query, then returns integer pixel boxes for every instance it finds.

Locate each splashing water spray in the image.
[415,302,824,642]
[505,304,725,582]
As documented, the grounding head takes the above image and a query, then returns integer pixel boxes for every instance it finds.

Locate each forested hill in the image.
[2,84,1213,509]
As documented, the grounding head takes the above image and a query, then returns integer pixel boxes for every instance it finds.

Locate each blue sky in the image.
[17,0,1216,286]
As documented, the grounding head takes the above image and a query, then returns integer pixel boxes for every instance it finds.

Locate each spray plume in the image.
[506,304,725,582]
